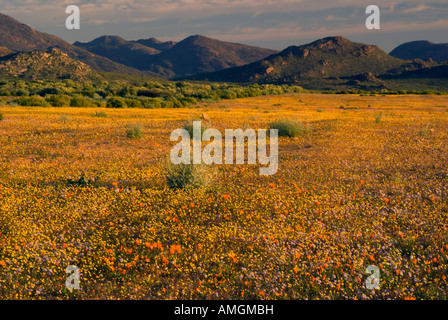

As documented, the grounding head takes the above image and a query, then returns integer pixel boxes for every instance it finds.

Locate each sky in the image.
[1,0,447,52]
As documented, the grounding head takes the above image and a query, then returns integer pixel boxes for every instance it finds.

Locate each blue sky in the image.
[1,0,447,52]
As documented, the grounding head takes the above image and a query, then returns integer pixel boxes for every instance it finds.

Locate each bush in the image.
[70,96,91,107]
[13,95,47,106]
[183,120,209,139]
[137,88,170,97]
[374,112,383,123]
[107,97,127,108]
[269,118,306,137]
[141,98,162,109]
[165,163,216,190]
[37,88,59,96]
[0,113,3,121]
[124,98,142,108]
[93,111,107,118]
[47,94,71,107]
[161,101,174,108]
[125,123,143,139]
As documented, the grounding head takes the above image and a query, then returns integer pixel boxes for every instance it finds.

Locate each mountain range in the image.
[74,34,278,78]
[0,12,447,90]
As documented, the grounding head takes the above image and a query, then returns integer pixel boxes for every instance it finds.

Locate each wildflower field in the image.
[0,93,447,300]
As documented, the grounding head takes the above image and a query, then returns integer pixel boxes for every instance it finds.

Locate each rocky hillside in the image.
[0,48,101,81]
[189,36,407,83]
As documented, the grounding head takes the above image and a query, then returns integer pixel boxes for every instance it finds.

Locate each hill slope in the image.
[145,35,278,78]
[189,36,407,83]
[390,41,448,63]
[74,36,161,70]
[0,13,150,75]
[0,48,101,81]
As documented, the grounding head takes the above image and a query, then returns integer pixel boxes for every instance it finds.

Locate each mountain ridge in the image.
[74,35,161,70]
[75,34,278,78]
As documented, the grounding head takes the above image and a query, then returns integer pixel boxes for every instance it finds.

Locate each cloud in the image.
[1,0,447,49]
[401,4,432,14]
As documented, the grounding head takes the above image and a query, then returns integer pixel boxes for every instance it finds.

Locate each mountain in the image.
[131,38,177,51]
[144,35,279,78]
[0,48,101,81]
[0,12,151,76]
[390,41,448,63]
[188,36,407,84]
[74,35,160,70]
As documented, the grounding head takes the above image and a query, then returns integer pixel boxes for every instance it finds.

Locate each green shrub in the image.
[70,96,91,107]
[125,123,143,139]
[124,98,142,108]
[0,113,3,121]
[37,88,59,96]
[93,111,107,118]
[107,97,127,108]
[141,98,162,109]
[269,118,306,137]
[165,163,216,190]
[374,112,383,123]
[161,101,174,108]
[13,95,47,106]
[47,94,71,107]
[183,120,209,139]
[59,115,71,123]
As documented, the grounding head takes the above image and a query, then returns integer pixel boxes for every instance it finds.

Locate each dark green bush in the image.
[47,94,71,107]
[124,98,142,108]
[107,97,127,108]
[70,96,91,107]
[13,95,47,106]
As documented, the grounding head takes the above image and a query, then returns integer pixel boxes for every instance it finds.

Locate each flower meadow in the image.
[0,93,447,300]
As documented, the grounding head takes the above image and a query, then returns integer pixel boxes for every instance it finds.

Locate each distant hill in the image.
[74,35,161,70]
[390,41,448,63]
[0,48,101,81]
[0,12,152,76]
[131,38,177,51]
[144,35,278,78]
[189,36,407,84]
